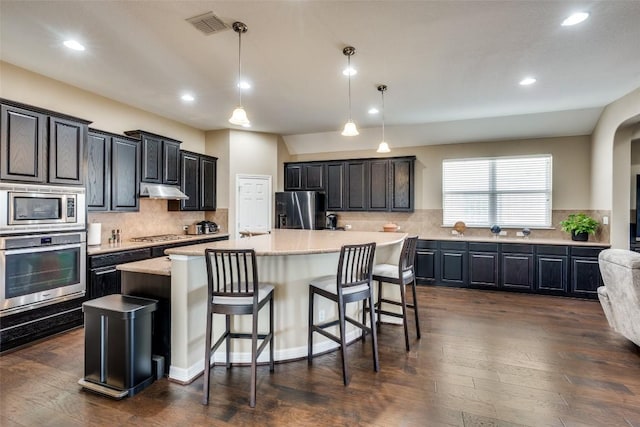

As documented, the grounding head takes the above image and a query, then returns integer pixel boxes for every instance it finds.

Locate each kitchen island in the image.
[155,229,406,383]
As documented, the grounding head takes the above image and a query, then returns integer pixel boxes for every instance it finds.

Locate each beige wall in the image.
[591,86,640,248]
[0,61,206,152]
[290,135,591,211]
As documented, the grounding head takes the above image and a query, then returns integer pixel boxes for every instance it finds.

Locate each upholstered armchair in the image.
[598,249,640,347]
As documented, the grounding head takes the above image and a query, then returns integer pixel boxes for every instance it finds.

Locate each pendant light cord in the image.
[347,54,352,121]
[237,30,243,107]
[381,89,385,141]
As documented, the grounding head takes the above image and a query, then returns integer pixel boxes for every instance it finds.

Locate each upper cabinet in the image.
[87,129,140,212]
[284,156,415,212]
[124,130,181,185]
[0,100,89,185]
[168,150,217,211]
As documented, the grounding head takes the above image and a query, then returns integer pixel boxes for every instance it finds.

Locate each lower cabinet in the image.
[439,241,467,287]
[570,247,604,297]
[500,244,534,290]
[468,243,498,288]
[536,245,569,294]
[415,240,438,284]
[415,239,605,299]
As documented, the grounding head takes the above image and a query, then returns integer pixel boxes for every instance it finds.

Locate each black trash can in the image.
[79,294,158,399]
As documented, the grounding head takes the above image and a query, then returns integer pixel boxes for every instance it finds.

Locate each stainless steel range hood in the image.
[140,183,189,200]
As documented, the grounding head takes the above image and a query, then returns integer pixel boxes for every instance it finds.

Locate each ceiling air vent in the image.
[186,12,228,35]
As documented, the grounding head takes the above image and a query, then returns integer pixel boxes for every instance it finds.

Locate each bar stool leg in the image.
[269,296,275,372]
[400,282,410,352]
[411,278,421,339]
[338,299,349,385]
[225,315,231,369]
[368,291,379,372]
[308,288,314,364]
[250,306,258,408]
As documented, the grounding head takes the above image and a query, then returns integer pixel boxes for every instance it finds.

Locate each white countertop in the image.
[87,233,230,255]
[165,229,407,257]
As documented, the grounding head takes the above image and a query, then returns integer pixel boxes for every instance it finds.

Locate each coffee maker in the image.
[326,213,338,230]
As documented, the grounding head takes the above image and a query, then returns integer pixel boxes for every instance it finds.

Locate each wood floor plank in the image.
[2,286,640,426]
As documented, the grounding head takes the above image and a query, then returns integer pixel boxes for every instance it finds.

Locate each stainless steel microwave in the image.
[0,183,86,235]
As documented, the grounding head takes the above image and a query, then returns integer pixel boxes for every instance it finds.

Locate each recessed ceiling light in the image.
[368,108,379,114]
[181,94,195,102]
[237,81,251,89]
[562,12,589,26]
[519,77,537,86]
[63,40,85,51]
[342,67,357,76]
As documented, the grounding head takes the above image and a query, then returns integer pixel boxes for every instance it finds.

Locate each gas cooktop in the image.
[129,234,188,243]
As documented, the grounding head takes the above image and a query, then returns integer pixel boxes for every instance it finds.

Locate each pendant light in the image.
[376,84,390,153]
[341,46,359,136]
[229,21,250,127]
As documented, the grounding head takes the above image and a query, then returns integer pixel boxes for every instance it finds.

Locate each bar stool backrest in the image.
[204,248,259,300]
[399,236,419,274]
[337,242,377,289]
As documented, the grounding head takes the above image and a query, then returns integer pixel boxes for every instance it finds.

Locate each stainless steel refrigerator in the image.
[275,191,326,230]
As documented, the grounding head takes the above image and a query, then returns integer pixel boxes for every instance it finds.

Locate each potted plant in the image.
[560,213,599,241]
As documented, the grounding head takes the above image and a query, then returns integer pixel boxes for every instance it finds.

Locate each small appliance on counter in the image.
[198,221,219,234]
[326,213,338,230]
[187,224,202,235]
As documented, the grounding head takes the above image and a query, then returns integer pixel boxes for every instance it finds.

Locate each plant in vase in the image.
[559,213,599,241]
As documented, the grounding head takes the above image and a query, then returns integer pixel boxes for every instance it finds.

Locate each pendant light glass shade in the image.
[376,84,390,152]
[229,22,250,127]
[229,106,250,126]
[377,141,390,153]
[342,120,359,136]
[341,46,358,136]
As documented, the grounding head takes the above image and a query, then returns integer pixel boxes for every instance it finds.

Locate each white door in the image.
[236,175,272,238]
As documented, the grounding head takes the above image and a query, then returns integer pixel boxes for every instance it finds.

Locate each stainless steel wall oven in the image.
[0,231,86,316]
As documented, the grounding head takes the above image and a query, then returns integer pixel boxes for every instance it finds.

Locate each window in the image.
[442,155,552,228]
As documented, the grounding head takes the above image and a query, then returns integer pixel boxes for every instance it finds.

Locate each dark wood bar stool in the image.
[371,235,421,351]
[202,248,274,408]
[308,242,378,385]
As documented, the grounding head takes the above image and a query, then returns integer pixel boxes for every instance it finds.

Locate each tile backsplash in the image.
[333,209,610,243]
[88,199,207,244]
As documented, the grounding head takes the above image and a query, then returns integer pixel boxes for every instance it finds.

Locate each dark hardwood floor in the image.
[2,286,640,426]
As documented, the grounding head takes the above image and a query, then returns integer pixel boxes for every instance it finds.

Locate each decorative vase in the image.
[571,231,588,241]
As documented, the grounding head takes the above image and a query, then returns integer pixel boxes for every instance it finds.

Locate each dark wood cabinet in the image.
[536,245,568,293]
[284,156,415,212]
[199,155,217,210]
[48,116,85,185]
[368,159,389,211]
[87,130,111,211]
[87,130,139,212]
[1,100,89,185]
[0,104,46,182]
[439,241,468,286]
[414,239,604,299]
[570,246,605,296]
[326,162,345,211]
[285,164,303,190]
[500,244,534,290]
[415,240,438,284]
[345,160,368,210]
[169,150,217,211]
[304,163,324,190]
[87,247,152,299]
[390,157,414,211]
[124,130,181,185]
[111,136,140,211]
[469,243,499,288]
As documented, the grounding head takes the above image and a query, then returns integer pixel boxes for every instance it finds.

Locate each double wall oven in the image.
[0,183,86,316]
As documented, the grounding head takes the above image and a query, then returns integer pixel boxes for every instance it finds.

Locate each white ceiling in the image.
[1,1,639,154]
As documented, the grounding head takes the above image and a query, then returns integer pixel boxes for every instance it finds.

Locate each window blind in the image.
[442,155,552,228]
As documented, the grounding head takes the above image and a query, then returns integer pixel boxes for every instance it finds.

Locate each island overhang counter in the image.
[163,229,407,383]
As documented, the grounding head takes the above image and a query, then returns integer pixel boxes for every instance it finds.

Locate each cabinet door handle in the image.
[97,267,117,275]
